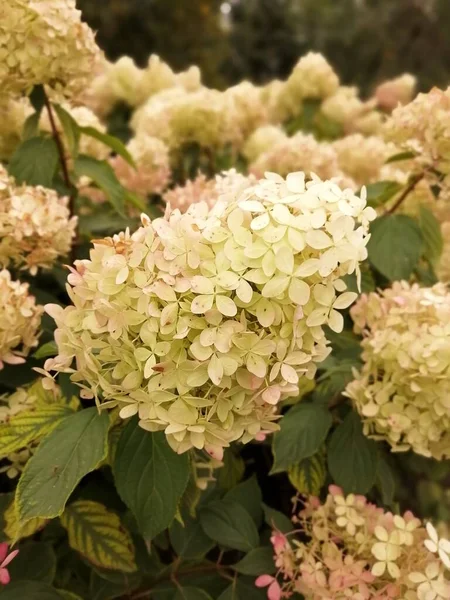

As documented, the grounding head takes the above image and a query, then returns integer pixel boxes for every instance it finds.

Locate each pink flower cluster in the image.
[256,486,450,599]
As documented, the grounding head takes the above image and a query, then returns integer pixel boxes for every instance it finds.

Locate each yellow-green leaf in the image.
[0,405,74,458]
[4,501,47,543]
[288,449,327,496]
[60,500,137,573]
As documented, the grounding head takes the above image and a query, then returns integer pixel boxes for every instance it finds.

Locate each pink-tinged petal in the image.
[268,580,282,600]
[255,575,274,588]
[0,544,8,563]
[271,532,287,552]
[0,568,10,585]
[0,550,19,568]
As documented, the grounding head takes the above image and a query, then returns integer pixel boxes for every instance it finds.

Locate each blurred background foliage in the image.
[77,0,450,94]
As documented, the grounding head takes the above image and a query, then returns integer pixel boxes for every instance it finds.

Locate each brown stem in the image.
[386,172,424,215]
[42,88,74,210]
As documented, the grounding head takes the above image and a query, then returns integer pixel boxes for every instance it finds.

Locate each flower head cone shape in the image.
[345,282,450,459]
[0,269,42,370]
[45,172,375,458]
[0,0,101,96]
[257,486,450,600]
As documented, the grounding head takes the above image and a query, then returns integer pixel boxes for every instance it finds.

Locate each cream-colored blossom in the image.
[0,269,42,369]
[176,65,202,92]
[0,0,101,96]
[223,82,268,139]
[278,52,339,120]
[375,73,417,112]
[345,282,450,459]
[0,165,77,274]
[260,486,450,600]
[242,125,287,163]
[111,134,170,196]
[45,172,373,457]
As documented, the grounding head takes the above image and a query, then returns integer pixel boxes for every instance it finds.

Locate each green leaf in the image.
[30,85,46,112]
[262,503,292,534]
[328,411,379,494]
[33,341,58,360]
[4,500,47,543]
[217,450,245,491]
[80,127,135,167]
[367,214,424,281]
[173,588,213,600]
[23,112,41,140]
[16,408,110,524]
[418,205,443,264]
[200,499,259,552]
[7,541,56,583]
[376,455,396,506]
[288,449,327,496]
[0,580,65,599]
[113,418,190,540]
[385,150,416,163]
[0,405,74,458]
[53,104,81,157]
[0,493,13,542]
[89,570,133,600]
[225,476,263,527]
[233,547,276,576]
[60,500,136,572]
[271,403,332,473]
[9,136,59,187]
[364,181,402,207]
[74,155,126,216]
[169,515,215,559]
[218,586,241,600]
[57,593,84,600]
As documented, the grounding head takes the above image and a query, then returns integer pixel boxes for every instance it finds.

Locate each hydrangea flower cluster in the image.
[163,169,255,212]
[384,87,450,174]
[0,165,77,274]
[222,82,268,138]
[375,73,417,112]
[0,379,64,478]
[0,0,101,96]
[44,172,374,457]
[256,486,450,600]
[0,96,32,160]
[321,86,383,135]
[110,134,171,197]
[0,269,42,370]
[132,88,241,152]
[242,125,288,163]
[345,282,450,459]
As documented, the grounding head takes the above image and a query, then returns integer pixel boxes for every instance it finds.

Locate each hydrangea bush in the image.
[0,4,449,599]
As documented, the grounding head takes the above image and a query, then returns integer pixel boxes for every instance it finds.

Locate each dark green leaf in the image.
[271,403,332,473]
[74,155,125,216]
[364,181,402,208]
[0,580,65,599]
[53,104,80,157]
[288,449,327,496]
[262,504,292,534]
[8,541,56,583]
[328,411,379,494]
[199,499,259,552]
[233,547,276,575]
[30,85,46,112]
[169,515,215,559]
[113,418,190,539]
[225,476,263,527]
[16,408,110,524]
[33,341,58,360]
[217,450,245,491]
[9,137,59,187]
[376,455,396,506]
[173,588,213,600]
[367,214,423,281]
[385,151,416,163]
[418,205,443,264]
[218,585,241,600]
[23,112,41,140]
[80,127,135,167]
[89,570,135,600]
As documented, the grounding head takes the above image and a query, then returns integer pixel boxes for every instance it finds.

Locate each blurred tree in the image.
[77,0,229,87]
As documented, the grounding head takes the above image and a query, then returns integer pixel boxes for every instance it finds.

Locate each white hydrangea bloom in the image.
[345,282,450,460]
[45,172,374,458]
[223,81,268,139]
[0,269,42,369]
[0,0,101,96]
[321,86,383,135]
[242,125,287,162]
[0,96,33,161]
[0,165,77,275]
